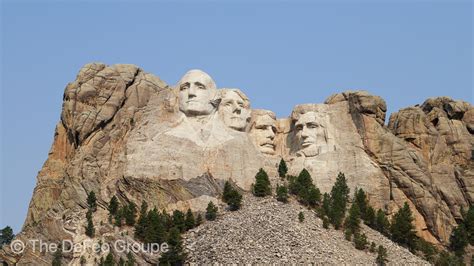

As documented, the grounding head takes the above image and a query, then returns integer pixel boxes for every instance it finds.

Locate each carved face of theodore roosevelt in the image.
[178,70,218,116]
[219,89,251,131]
[294,111,326,157]
[249,110,277,155]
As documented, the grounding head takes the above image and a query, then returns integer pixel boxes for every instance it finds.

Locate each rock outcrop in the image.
[1,64,472,264]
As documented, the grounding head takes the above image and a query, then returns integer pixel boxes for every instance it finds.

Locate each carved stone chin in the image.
[177,69,218,117]
[249,110,277,155]
[218,88,251,132]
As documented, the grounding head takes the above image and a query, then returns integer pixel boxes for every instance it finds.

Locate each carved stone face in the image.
[219,89,251,131]
[294,111,326,157]
[249,112,277,155]
[178,70,217,116]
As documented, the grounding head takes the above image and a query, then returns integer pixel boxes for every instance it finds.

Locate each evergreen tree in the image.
[227,189,243,211]
[0,226,14,246]
[206,201,218,221]
[304,186,321,207]
[278,159,288,179]
[370,242,376,253]
[354,188,368,220]
[222,181,233,203]
[104,253,114,266]
[253,168,271,197]
[196,214,203,226]
[298,212,305,223]
[52,243,62,266]
[108,196,119,216]
[464,205,474,245]
[134,201,148,240]
[375,209,390,236]
[364,206,376,228]
[328,172,350,229]
[114,207,123,227]
[87,191,97,212]
[390,202,417,251]
[159,227,186,265]
[322,193,330,216]
[185,209,196,230]
[276,185,289,203]
[144,208,166,244]
[345,201,361,235]
[450,223,468,257]
[354,232,368,250]
[322,216,330,229]
[376,245,388,265]
[80,256,87,266]
[118,257,125,266]
[85,210,95,237]
[124,202,137,226]
[126,252,135,266]
[172,210,186,232]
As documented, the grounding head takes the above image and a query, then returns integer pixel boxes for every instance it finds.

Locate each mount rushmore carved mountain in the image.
[1,63,472,264]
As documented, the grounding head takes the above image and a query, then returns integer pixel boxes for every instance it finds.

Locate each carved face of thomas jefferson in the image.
[219,89,251,131]
[294,111,326,157]
[249,110,277,155]
[178,70,218,116]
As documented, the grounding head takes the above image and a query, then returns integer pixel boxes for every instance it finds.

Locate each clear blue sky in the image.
[1,1,472,233]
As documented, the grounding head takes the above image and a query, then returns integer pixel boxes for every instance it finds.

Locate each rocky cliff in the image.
[1,63,472,264]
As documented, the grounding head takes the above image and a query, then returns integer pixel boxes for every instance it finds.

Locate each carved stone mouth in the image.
[261,143,275,148]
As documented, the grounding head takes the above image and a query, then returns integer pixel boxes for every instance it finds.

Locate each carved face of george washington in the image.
[178,70,218,116]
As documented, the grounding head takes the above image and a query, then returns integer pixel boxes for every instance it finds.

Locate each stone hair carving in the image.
[249,109,277,155]
[177,69,219,117]
[291,105,330,157]
[218,88,251,131]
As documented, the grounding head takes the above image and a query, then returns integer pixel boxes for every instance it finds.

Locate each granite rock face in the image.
[1,64,472,264]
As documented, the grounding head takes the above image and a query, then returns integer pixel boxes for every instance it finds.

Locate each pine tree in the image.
[390,202,417,251]
[253,168,271,197]
[159,227,186,265]
[52,243,62,266]
[118,257,125,266]
[134,201,148,241]
[124,202,137,226]
[0,226,14,246]
[354,188,368,220]
[126,252,135,266]
[376,245,388,265]
[144,208,166,244]
[305,186,321,207]
[278,158,288,179]
[345,201,361,235]
[276,185,289,203]
[370,242,376,253]
[227,189,243,211]
[85,210,95,237]
[223,181,233,203]
[185,209,196,230]
[464,205,474,245]
[114,207,123,227]
[104,253,114,266]
[354,232,368,250]
[196,214,203,226]
[322,216,330,229]
[87,191,97,212]
[364,206,376,228]
[322,193,330,216]
[328,172,350,229]
[375,209,390,236]
[172,210,186,232]
[108,196,119,216]
[450,223,468,257]
[206,201,218,221]
[298,212,305,223]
